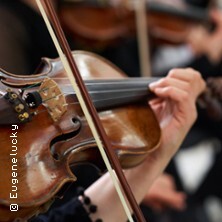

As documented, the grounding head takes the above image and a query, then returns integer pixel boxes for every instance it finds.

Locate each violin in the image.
[0,51,161,222]
[1,50,222,221]
[1,49,222,221]
[59,0,213,49]
[0,2,221,220]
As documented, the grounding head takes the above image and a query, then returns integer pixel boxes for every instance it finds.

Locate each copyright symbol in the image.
[10,204,18,211]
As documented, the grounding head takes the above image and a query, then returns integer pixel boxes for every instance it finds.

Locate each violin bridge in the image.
[39,77,67,122]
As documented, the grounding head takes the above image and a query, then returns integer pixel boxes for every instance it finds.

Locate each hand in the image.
[148,68,206,162]
[142,173,186,211]
[84,68,205,222]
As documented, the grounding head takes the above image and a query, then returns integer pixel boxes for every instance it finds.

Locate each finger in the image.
[150,68,205,99]
[149,97,164,106]
[168,68,206,96]
[151,86,189,103]
[149,103,165,121]
[149,76,190,92]
[167,68,201,83]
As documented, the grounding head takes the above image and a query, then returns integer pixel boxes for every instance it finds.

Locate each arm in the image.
[85,68,206,222]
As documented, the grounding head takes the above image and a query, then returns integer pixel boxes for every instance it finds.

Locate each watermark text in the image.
[9,124,19,212]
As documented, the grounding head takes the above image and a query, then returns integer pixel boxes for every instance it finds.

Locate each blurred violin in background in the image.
[58,0,213,49]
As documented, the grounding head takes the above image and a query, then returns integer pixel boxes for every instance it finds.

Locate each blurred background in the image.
[1,0,222,221]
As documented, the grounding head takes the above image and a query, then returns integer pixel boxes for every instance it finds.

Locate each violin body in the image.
[0,51,161,221]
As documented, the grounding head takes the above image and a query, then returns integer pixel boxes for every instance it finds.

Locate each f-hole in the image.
[50,117,81,160]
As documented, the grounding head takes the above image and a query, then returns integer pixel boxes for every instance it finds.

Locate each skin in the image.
[85,68,206,222]
[143,173,186,211]
[187,9,222,63]
[18,1,206,219]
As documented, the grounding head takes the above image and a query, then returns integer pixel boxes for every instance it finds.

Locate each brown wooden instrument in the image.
[1,49,222,221]
[59,0,212,49]
[1,1,221,221]
[0,51,161,222]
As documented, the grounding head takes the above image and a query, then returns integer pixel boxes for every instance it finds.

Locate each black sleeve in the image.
[31,198,92,222]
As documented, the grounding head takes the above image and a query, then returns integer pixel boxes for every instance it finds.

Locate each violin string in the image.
[34,93,148,117]
[38,85,57,93]
[23,85,148,105]
[37,93,145,110]
[32,80,150,104]
[49,77,157,84]
[39,89,148,105]
[22,84,148,110]
[42,93,63,103]
[22,79,153,93]
[62,88,148,94]
[35,78,150,105]
[21,82,41,91]
[21,77,156,98]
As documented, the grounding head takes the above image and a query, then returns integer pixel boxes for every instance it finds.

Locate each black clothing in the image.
[185,0,211,8]
[0,0,59,74]
[32,198,91,222]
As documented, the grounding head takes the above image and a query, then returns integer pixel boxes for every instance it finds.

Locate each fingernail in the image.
[149,82,157,88]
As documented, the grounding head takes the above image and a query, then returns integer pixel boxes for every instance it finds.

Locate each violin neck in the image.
[64,78,158,110]
[89,78,158,110]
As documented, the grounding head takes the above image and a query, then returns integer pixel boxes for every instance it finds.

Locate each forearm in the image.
[84,148,171,222]
[84,68,206,222]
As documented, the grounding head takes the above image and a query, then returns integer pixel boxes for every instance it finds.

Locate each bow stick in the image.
[36,0,146,221]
